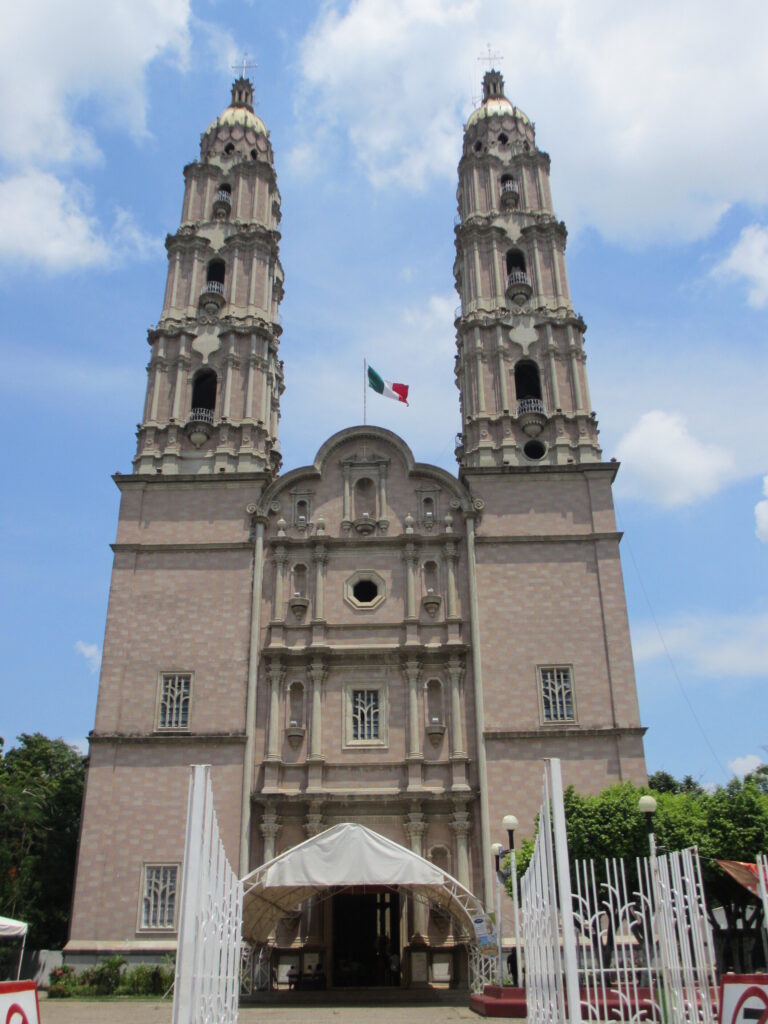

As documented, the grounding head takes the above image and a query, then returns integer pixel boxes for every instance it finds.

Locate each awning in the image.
[0,916,27,940]
[716,859,761,897]
[241,822,490,944]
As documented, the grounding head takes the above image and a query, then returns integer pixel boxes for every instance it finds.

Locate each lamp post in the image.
[638,794,657,857]
[490,841,504,984]
[502,814,521,987]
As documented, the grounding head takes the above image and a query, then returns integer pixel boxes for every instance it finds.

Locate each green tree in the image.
[0,734,86,951]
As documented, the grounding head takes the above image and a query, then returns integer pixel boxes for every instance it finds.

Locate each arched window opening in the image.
[506,249,526,275]
[191,370,217,413]
[295,499,309,526]
[217,183,231,196]
[498,132,509,144]
[474,140,482,153]
[206,259,225,285]
[287,682,305,729]
[514,360,542,401]
[426,679,445,727]
[423,560,439,595]
[292,563,308,599]
[224,142,235,155]
[422,496,435,525]
[353,477,376,520]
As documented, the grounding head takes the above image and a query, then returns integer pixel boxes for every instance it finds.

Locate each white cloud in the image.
[74,641,101,674]
[293,0,768,243]
[615,410,733,507]
[632,611,768,679]
[0,0,191,166]
[729,754,762,778]
[713,225,768,309]
[0,171,161,270]
[756,477,768,543]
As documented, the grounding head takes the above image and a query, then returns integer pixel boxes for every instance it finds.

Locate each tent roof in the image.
[0,916,27,939]
[242,822,489,944]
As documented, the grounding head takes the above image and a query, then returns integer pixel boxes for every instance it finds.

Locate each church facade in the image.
[66,71,647,986]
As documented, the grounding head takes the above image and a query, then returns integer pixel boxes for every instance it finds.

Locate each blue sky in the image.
[1,0,767,786]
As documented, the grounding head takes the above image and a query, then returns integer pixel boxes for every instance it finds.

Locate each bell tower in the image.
[134,76,285,475]
[454,69,600,468]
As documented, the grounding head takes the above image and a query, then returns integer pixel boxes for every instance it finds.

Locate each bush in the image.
[48,955,175,998]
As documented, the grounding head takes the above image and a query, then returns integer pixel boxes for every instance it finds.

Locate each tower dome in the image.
[201,77,270,163]
[465,69,532,133]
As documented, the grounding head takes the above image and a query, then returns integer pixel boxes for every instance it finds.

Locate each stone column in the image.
[495,325,509,412]
[404,657,421,758]
[473,328,486,413]
[245,339,257,419]
[451,809,471,889]
[260,808,280,863]
[223,342,235,419]
[404,543,418,620]
[150,340,165,422]
[404,809,428,939]
[377,464,387,520]
[567,325,584,411]
[444,542,459,619]
[312,545,327,621]
[546,323,561,410]
[304,800,325,839]
[171,339,187,422]
[272,546,286,621]
[447,656,465,758]
[342,464,351,523]
[308,657,325,761]
[266,659,284,760]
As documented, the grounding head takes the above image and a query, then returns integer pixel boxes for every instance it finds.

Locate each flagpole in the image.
[363,358,367,425]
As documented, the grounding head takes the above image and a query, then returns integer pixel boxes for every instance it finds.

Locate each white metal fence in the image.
[520,760,718,1024]
[172,765,243,1024]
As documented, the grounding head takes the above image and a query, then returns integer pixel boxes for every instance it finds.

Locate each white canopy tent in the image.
[241,822,490,944]
[0,915,28,980]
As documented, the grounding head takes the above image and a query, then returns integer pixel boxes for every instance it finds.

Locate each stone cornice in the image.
[261,642,470,662]
[253,788,478,806]
[474,531,623,545]
[114,470,269,487]
[111,542,253,553]
[265,531,466,549]
[88,731,247,745]
[484,725,646,740]
[460,460,619,482]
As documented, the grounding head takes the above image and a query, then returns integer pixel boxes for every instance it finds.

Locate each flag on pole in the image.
[367,364,409,405]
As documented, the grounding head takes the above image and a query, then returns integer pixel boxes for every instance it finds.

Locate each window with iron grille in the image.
[352,689,380,740]
[140,864,178,930]
[539,666,575,723]
[157,673,191,730]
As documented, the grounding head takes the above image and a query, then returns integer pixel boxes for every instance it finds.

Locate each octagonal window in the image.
[344,570,386,611]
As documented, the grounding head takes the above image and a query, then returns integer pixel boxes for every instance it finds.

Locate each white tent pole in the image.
[17,929,27,980]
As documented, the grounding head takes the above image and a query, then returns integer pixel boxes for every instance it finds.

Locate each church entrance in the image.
[331,889,400,987]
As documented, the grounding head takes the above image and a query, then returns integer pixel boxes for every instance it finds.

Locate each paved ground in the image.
[38,996,480,1023]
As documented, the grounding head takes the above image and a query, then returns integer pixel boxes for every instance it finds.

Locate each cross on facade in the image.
[232,51,258,79]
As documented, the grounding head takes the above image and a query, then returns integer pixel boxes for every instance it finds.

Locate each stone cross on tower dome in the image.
[134,78,284,476]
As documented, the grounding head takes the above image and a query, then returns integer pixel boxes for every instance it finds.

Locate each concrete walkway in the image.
[38,996,479,1023]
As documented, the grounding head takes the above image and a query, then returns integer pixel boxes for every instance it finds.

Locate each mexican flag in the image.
[367,364,409,405]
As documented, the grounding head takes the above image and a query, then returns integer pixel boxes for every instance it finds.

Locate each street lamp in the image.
[638,794,657,856]
[491,815,522,988]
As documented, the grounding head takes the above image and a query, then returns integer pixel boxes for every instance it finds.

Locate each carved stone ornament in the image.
[422,592,442,618]
[353,514,376,536]
[285,724,305,749]
[288,595,309,620]
[426,722,446,744]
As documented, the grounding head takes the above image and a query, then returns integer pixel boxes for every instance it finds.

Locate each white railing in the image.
[507,270,531,288]
[184,407,214,423]
[501,180,519,196]
[201,280,225,297]
[215,190,232,205]
[186,408,215,425]
[518,397,545,416]
[521,762,574,1024]
[172,765,243,1024]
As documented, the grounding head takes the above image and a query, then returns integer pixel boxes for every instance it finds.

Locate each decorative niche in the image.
[340,452,390,536]
[285,680,306,747]
[289,563,309,620]
[425,679,446,742]
[421,559,442,618]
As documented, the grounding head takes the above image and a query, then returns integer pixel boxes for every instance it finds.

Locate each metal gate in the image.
[520,759,719,1024]
[172,765,243,1024]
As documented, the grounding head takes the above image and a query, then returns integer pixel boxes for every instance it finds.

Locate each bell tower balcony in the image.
[500,178,519,208]
[213,188,232,219]
[199,279,225,313]
[506,270,532,302]
[517,397,546,437]
[185,407,215,447]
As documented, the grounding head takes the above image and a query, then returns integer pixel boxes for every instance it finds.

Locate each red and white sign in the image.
[720,974,768,1024]
[0,982,40,1024]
